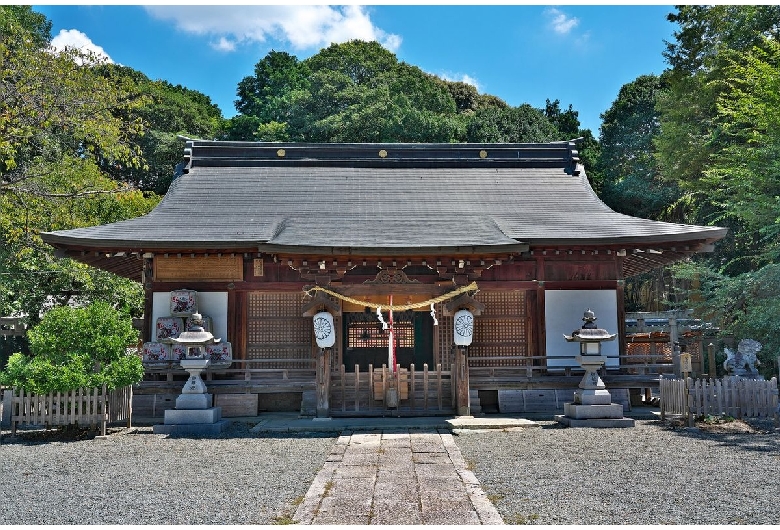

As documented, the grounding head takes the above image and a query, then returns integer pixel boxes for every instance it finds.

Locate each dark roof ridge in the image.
[178,138,582,171]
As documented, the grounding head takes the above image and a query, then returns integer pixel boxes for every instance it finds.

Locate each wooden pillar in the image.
[455,346,470,416]
[536,281,547,359]
[707,343,716,379]
[316,348,331,418]
[616,280,626,361]
[142,257,154,343]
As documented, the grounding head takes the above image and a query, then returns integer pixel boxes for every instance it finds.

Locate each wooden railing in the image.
[660,376,779,425]
[142,358,316,383]
[330,363,453,416]
[468,354,674,381]
[4,385,133,436]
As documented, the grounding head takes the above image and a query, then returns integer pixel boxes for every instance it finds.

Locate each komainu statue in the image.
[723,339,762,378]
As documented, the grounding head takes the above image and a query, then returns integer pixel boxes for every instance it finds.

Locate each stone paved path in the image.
[293,429,503,525]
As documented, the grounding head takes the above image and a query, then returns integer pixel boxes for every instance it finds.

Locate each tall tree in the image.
[544,99,580,140]
[657,5,780,273]
[660,6,780,376]
[0,10,155,326]
[598,75,679,220]
[96,64,224,194]
[292,41,460,142]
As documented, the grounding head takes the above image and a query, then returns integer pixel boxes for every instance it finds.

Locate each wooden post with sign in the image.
[316,348,330,418]
[681,352,692,379]
[455,346,471,416]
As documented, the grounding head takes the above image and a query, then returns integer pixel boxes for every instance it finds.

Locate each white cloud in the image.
[50,29,114,63]
[145,5,402,53]
[213,36,237,53]
[439,72,482,93]
[544,8,579,35]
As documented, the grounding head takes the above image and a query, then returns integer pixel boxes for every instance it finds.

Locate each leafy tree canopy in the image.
[465,104,558,143]
[0,302,144,393]
[0,9,156,326]
[95,64,225,194]
[231,40,580,145]
[598,74,680,220]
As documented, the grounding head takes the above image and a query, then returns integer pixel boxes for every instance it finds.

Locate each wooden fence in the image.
[660,376,778,425]
[330,363,453,416]
[5,385,133,436]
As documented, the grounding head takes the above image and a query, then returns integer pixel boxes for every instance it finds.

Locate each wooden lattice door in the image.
[470,290,529,367]
[246,292,311,368]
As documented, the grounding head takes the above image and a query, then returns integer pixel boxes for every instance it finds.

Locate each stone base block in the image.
[176,393,212,410]
[153,420,231,435]
[574,389,612,405]
[162,406,222,425]
[554,415,635,428]
[563,402,624,419]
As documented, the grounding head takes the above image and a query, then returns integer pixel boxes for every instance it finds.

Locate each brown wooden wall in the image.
[148,252,624,368]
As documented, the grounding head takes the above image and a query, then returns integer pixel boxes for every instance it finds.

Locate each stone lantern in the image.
[153,313,230,435]
[556,309,635,427]
[565,308,615,403]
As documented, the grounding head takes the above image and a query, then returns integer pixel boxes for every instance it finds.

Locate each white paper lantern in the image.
[313,311,336,348]
[453,309,474,346]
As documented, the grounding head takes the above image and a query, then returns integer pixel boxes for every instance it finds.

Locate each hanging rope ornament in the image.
[376,306,388,330]
[303,281,479,315]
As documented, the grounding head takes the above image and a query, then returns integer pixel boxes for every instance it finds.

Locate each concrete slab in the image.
[152,419,231,436]
[555,415,636,428]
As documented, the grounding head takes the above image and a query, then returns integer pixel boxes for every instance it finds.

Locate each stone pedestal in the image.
[556,355,635,428]
[153,358,230,435]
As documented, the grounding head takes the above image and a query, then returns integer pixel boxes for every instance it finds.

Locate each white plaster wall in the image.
[152,291,228,342]
[544,289,619,368]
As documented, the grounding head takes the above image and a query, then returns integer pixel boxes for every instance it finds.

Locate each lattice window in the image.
[246,292,311,368]
[347,322,414,349]
[436,307,454,370]
[469,290,529,367]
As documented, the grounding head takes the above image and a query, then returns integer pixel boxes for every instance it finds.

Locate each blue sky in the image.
[33,4,678,135]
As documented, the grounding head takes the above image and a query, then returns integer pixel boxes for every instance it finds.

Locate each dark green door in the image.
[342,311,433,372]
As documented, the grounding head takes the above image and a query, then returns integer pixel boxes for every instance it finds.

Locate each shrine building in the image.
[41,140,726,417]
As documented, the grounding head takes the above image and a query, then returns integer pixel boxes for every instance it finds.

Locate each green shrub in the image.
[0,302,143,393]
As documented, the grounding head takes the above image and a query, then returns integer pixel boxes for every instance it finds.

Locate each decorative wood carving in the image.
[364,268,419,285]
[155,255,243,282]
[443,293,486,316]
[302,291,342,317]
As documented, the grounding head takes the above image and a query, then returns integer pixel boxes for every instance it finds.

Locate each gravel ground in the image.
[0,422,335,525]
[2,417,778,525]
[454,418,780,525]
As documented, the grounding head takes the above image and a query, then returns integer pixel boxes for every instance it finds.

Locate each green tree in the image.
[233,41,462,143]
[704,38,780,269]
[0,9,154,327]
[0,302,144,393]
[599,75,680,220]
[235,50,310,123]
[0,5,51,48]
[95,64,224,194]
[657,6,780,273]
[295,41,460,142]
[465,104,558,143]
[544,99,580,140]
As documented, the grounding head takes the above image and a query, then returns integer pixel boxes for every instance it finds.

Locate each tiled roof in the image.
[42,140,726,257]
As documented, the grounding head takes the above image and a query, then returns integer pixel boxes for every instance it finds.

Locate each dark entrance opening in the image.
[343,310,433,372]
